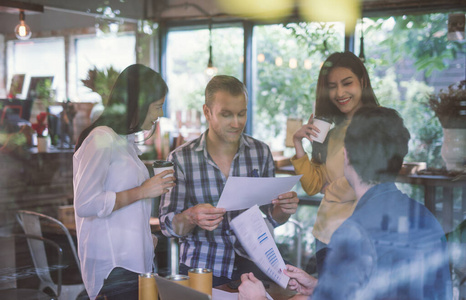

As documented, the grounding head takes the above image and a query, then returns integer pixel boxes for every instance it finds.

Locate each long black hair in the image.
[75,64,168,152]
[312,52,379,163]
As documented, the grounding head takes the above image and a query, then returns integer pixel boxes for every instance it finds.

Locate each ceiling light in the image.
[15,10,31,40]
[359,19,366,62]
[205,22,217,77]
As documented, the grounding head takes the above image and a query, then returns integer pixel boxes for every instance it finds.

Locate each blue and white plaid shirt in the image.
[159,130,278,279]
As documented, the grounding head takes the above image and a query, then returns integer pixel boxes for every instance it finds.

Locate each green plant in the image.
[35,79,53,107]
[428,80,466,129]
[81,66,120,106]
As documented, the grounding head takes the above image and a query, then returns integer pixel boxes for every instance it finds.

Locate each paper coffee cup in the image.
[312,116,332,143]
[165,274,190,287]
[152,160,174,190]
[188,268,212,295]
[139,273,158,300]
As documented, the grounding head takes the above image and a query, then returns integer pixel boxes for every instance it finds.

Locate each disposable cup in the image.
[138,273,158,300]
[188,268,212,295]
[152,160,174,190]
[312,116,332,143]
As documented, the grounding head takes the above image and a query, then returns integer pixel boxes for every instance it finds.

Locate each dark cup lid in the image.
[314,116,332,124]
[152,160,174,168]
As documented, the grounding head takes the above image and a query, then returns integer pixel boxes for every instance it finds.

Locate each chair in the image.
[272,217,304,269]
[0,234,63,300]
[16,210,86,300]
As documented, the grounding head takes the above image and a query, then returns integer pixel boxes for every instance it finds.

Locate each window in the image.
[165,24,244,140]
[73,33,136,101]
[7,37,65,101]
[355,14,466,168]
[252,22,345,151]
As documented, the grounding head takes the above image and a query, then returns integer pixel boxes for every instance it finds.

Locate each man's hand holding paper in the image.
[217,175,302,211]
[272,191,300,215]
[173,204,226,235]
[230,205,290,289]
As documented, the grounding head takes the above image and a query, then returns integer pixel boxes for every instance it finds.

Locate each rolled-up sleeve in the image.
[159,152,186,238]
[73,130,116,218]
[291,155,327,196]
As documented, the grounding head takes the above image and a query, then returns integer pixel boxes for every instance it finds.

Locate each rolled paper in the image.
[139,273,158,300]
[188,268,212,296]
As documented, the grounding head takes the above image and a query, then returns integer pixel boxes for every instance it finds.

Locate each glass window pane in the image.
[355,14,466,169]
[166,25,244,140]
[75,34,136,101]
[253,23,345,152]
[7,37,65,101]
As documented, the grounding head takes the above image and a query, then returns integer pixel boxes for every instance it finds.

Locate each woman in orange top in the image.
[291,52,379,273]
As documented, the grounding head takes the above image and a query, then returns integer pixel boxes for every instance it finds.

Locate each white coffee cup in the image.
[312,116,332,143]
[152,160,175,190]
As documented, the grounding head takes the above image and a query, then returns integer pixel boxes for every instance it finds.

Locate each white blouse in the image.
[73,126,153,300]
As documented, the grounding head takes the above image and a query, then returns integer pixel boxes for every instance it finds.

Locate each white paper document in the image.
[230,205,290,289]
[217,175,302,211]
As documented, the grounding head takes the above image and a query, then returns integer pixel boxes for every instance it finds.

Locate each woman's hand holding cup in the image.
[141,169,176,199]
[293,114,320,144]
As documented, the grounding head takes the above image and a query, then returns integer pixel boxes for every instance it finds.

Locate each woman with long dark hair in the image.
[73,64,175,300]
[291,52,379,272]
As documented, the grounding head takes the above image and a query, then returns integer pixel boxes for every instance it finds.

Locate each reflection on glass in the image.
[253,22,344,151]
[166,25,244,141]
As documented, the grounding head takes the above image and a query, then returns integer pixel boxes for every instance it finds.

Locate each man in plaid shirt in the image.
[159,75,299,287]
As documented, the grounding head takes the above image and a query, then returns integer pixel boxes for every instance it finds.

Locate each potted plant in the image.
[35,78,54,108]
[81,66,120,123]
[428,80,466,171]
[81,66,119,107]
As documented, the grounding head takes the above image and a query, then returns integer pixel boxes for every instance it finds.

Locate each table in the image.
[216,280,296,300]
[276,163,466,233]
[395,173,466,233]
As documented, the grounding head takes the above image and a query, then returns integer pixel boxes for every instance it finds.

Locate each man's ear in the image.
[203,104,211,122]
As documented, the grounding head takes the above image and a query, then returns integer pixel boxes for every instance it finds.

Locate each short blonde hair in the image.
[205,75,248,108]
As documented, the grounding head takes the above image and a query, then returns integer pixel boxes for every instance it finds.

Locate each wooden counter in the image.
[0,147,74,232]
[276,163,466,233]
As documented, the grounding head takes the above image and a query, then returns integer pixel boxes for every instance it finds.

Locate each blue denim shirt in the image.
[312,182,452,300]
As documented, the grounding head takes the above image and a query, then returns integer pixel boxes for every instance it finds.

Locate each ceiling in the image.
[0,0,465,21]
[0,0,464,35]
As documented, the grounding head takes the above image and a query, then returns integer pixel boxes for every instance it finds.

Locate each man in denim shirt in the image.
[239,106,452,300]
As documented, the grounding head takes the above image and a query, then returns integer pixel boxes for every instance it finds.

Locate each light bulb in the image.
[15,11,32,40]
[205,27,217,77]
[205,58,218,76]
[289,58,298,69]
[205,66,218,77]
[275,57,283,67]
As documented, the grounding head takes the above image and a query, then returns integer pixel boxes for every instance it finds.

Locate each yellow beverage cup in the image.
[188,268,212,296]
[138,273,158,300]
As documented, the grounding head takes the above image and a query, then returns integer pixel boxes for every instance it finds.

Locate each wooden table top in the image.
[216,280,296,300]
